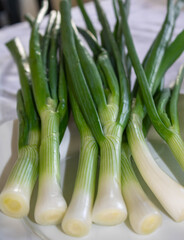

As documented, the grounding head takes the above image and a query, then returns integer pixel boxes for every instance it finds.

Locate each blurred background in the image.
[0,0,91,28]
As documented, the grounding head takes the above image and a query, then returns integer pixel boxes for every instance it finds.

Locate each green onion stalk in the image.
[61,0,130,226]
[0,39,40,218]
[118,0,184,222]
[92,0,132,225]
[156,65,184,163]
[121,142,162,234]
[76,0,97,38]
[24,13,35,28]
[61,88,98,237]
[29,1,68,225]
[42,10,57,75]
[112,0,131,78]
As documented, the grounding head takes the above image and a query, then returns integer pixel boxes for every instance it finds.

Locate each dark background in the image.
[0,0,91,28]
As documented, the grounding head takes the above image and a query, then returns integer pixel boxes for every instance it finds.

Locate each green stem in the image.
[94,0,130,129]
[167,132,184,170]
[48,13,60,101]
[97,51,119,105]
[68,89,98,195]
[6,130,39,189]
[99,123,123,180]
[16,90,29,149]
[118,0,172,140]
[77,27,101,57]
[73,26,107,111]
[6,38,39,130]
[60,0,105,143]
[121,143,136,185]
[144,0,175,90]
[29,0,50,114]
[42,11,57,75]
[76,0,97,37]
[169,65,184,132]
[39,110,60,182]
[157,88,171,128]
[24,13,35,27]
[74,132,98,195]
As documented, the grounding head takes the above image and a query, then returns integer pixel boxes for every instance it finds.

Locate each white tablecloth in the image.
[0,0,184,125]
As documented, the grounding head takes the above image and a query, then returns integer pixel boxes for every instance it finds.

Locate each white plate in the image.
[1,96,184,240]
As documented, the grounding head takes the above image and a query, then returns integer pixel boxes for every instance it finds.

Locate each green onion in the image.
[61,88,98,237]
[0,38,40,218]
[29,1,68,225]
[42,10,57,76]
[127,113,184,222]
[0,91,39,218]
[112,0,131,78]
[121,143,162,234]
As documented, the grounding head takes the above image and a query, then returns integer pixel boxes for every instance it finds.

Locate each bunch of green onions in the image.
[0,1,68,226]
[0,0,184,238]
[60,0,184,236]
